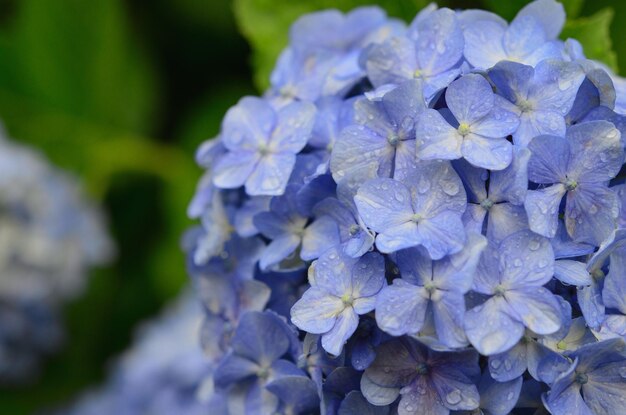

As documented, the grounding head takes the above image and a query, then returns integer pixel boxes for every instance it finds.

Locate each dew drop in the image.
[445,389,462,405]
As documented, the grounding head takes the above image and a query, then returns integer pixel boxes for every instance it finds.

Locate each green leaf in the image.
[479,0,529,21]
[561,0,585,18]
[234,0,429,91]
[0,0,157,135]
[562,7,618,71]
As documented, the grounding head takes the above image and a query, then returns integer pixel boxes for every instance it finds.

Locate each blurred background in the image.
[0,0,622,413]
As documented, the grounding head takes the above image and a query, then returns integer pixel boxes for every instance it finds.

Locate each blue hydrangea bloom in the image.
[524,121,623,244]
[463,0,565,70]
[489,59,585,147]
[542,338,626,415]
[0,137,113,382]
[213,97,316,196]
[455,147,530,243]
[362,337,480,414]
[465,230,560,355]
[364,8,464,100]
[290,248,385,355]
[184,0,626,413]
[354,161,466,257]
[415,74,519,170]
[375,233,485,347]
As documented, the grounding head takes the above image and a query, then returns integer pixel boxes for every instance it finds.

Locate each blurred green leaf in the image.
[234,0,429,91]
[562,7,618,71]
[0,0,157,135]
[562,0,585,18]
[479,0,528,20]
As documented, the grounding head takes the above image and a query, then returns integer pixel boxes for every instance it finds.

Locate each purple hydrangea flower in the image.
[375,233,485,347]
[542,338,626,415]
[463,0,565,70]
[290,248,385,355]
[213,97,315,196]
[364,8,464,100]
[354,161,466,258]
[489,60,585,147]
[361,337,480,414]
[415,74,519,170]
[464,230,560,355]
[524,121,623,244]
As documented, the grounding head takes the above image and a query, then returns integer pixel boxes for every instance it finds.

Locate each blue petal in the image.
[465,296,525,356]
[338,390,389,415]
[351,252,386,298]
[290,288,343,334]
[470,96,520,138]
[487,203,529,243]
[603,249,626,313]
[506,287,563,335]
[330,125,394,181]
[503,16,548,61]
[433,232,487,293]
[301,216,340,261]
[463,21,507,69]
[415,109,462,161]
[531,60,585,114]
[418,211,466,260]
[430,368,480,411]
[364,36,416,88]
[214,353,259,388]
[498,230,554,288]
[478,373,523,415]
[213,150,260,189]
[525,184,566,238]
[446,74,494,124]
[567,121,624,184]
[489,60,533,105]
[515,0,565,39]
[414,8,463,77]
[489,146,530,204]
[578,282,606,330]
[488,341,528,382]
[398,376,449,415]
[554,260,593,286]
[375,279,429,336]
[222,97,275,150]
[322,307,360,356]
[271,101,315,152]
[527,135,570,184]
[432,291,468,347]
[565,184,618,245]
[461,133,512,170]
[246,153,296,196]
[259,234,301,271]
[266,375,320,415]
[360,373,400,406]
[354,178,414,232]
[515,110,566,147]
[232,312,291,364]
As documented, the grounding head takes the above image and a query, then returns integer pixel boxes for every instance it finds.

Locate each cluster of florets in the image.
[187,1,626,414]
[0,134,113,383]
[63,292,211,415]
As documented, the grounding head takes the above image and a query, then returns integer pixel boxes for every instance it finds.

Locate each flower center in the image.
[348,224,360,236]
[415,362,429,375]
[424,281,436,293]
[413,69,423,79]
[410,213,422,223]
[575,371,588,385]
[591,269,605,280]
[387,132,400,146]
[480,198,494,210]
[494,285,507,296]
[517,99,533,112]
[341,293,354,307]
[457,123,471,136]
[564,179,578,191]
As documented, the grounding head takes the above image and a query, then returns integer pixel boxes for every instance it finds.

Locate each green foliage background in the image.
[0,0,622,413]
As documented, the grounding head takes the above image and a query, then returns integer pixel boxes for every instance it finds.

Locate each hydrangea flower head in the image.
[185,0,626,413]
[0,135,113,382]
